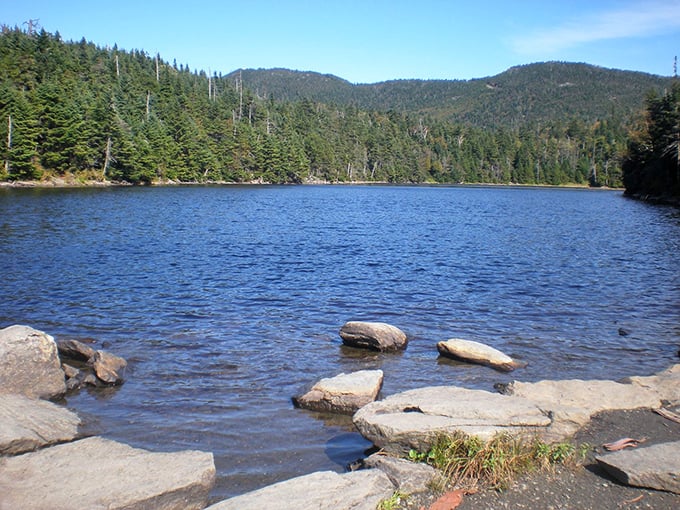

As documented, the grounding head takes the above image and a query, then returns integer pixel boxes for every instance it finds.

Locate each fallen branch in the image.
[602,437,646,451]
[653,407,680,425]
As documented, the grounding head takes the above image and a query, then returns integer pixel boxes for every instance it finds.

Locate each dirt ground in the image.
[397,407,680,510]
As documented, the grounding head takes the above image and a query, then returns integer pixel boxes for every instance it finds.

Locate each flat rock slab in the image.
[339,321,408,351]
[625,364,680,405]
[205,469,395,510]
[437,338,524,371]
[353,386,550,454]
[0,393,82,455]
[502,378,662,415]
[0,325,66,399]
[596,441,680,494]
[294,369,383,414]
[0,436,215,510]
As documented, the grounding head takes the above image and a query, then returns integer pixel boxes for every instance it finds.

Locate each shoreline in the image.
[0,176,623,191]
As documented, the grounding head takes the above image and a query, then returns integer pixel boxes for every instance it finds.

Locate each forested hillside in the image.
[228,64,672,128]
[0,27,662,186]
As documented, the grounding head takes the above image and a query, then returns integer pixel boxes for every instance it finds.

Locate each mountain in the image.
[227,63,673,128]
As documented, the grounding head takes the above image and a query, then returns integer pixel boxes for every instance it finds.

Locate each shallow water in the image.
[1,185,678,499]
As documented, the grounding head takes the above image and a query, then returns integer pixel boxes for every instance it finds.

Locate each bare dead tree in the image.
[4,114,11,175]
[102,137,114,178]
[23,19,39,35]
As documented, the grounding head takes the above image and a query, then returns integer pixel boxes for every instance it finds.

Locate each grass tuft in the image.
[408,432,591,491]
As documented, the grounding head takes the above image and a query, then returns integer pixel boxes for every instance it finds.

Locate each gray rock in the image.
[0,325,66,399]
[0,393,83,455]
[363,453,439,494]
[339,321,408,351]
[57,339,97,362]
[0,436,216,510]
[497,377,666,442]
[437,338,524,371]
[353,386,550,454]
[502,378,662,415]
[294,369,383,414]
[91,350,127,385]
[596,441,680,494]
[205,469,395,510]
[624,363,680,405]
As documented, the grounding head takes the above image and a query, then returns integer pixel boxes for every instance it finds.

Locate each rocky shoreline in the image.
[2,323,679,509]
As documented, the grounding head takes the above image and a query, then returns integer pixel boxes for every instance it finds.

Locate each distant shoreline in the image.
[0,176,623,191]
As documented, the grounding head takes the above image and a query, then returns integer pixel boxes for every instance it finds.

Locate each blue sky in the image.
[3,0,679,83]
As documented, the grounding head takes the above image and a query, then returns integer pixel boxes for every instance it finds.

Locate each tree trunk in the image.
[5,114,11,175]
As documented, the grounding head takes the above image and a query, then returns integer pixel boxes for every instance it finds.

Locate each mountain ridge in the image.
[226,62,673,128]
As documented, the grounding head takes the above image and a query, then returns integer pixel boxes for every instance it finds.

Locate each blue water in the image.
[1,185,678,500]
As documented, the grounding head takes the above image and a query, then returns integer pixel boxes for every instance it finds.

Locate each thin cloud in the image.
[511,1,680,55]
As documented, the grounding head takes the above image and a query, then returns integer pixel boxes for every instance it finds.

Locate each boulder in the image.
[339,321,408,351]
[205,469,395,510]
[293,370,384,414]
[353,386,551,454]
[0,436,216,510]
[596,441,680,494]
[0,393,83,455]
[91,350,127,385]
[0,325,66,399]
[362,453,439,495]
[437,338,524,371]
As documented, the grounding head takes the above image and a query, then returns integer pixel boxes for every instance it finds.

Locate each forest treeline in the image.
[0,27,663,187]
[622,83,680,199]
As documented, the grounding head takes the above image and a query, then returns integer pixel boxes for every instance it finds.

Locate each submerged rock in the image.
[0,436,216,510]
[293,369,383,414]
[0,325,66,399]
[339,321,408,351]
[437,338,525,371]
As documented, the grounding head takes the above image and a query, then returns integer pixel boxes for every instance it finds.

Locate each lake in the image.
[1,184,678,500]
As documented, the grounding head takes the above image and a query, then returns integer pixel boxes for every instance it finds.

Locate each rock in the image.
[501,378,663,415]
[0,393,83,455]
[0,436,216,510]
[57,339,97,362]
[61,362,80,379]
[624,363,680,405]
[0,325,66,399]
[437,338,525,371]
[205,469,395,510]
[293,370,384,414]
[596,441,680,494]
[353,386,550,454]
[498,377,666,442]
[363,453,439,494]
[339,321,408,351]
[91,350,127,385]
